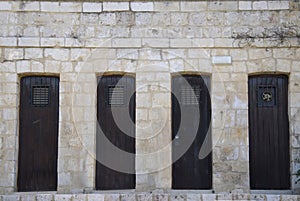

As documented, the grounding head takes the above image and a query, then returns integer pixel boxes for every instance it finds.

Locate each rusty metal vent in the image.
[180,86,201,105]
[108,86,124,106]
[32,85,50,106]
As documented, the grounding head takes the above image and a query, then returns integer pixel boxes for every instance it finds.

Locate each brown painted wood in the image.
[249,74,290,189]
[172,75,212,189]
[96,75,136,190]
[18,76,59,192]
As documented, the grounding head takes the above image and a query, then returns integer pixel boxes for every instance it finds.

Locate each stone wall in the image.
[0,0,300,195]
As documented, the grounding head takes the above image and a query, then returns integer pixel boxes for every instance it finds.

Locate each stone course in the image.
[0,0,299,198]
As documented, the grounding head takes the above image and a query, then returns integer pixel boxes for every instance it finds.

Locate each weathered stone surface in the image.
[0,0,300,197]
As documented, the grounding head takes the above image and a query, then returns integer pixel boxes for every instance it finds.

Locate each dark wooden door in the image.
[172,75,212,189]
[249,74,290,189]
[18,76,59,191]
[96,75,135,190]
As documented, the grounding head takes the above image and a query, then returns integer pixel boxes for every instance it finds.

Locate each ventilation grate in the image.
[180,86,201,105]
[257,85,276,107]
[108,86,125,106]
[32,85,50,106]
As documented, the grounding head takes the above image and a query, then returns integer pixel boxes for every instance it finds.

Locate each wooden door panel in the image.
[249,75,290,189]
[96,75,136,190]
[172,75,212,189]
[18,76,59,191]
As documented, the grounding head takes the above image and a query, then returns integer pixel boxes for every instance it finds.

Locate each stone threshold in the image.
[1,191,299,201]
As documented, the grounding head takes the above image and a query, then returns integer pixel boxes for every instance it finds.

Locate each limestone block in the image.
[153,194,168,201]
[280,195,298,201]
[2,195,20,201]
[253,1,268,10]
[117,49,138,60]
[45,49,69,61]
[41,2,59,12]
[154,2,179,11]
[291,93,300,107]
[136,93,152,108]
[186,194,201,201]
[268,1,289,10]
[54,194,72,201]
[142,39,169,48]
[202,194,216,201]
[120,194,135,201]
[170,39,192,48]
[230,49,248,61]
[265,195,280,201]
[170,194,185,201]
[44,60,60,73]
[192,39,214,48]
[0,2,12,11]
[87,194,104,201]
[232,62,247,73]
[152,13,171,26]
[18,37,40,47]
[36,194,54,201]
[4,48,23,60]
[103,2,129,11]
[248,49,272,60]
[112,39,141,48]
[115,12,134,26]
[274,49,296,59]
[17,60,30,73]
[41,38,64,47]
[136,193,152,201]
[0,61,15,73]
[152,93,170,107]
[136,73,155,82]
[169,59,184,72]
[131,2,154,11]
[236,110,248,127]
[217,194,233,200]
[140,49,161,61]
[99,13,116,25]
[83,3,102,13]
[292,61,300,72]
[188,49,211,59]
[104,194,120,201]
[135,13,152,26]
[25,48,43,59]
[292,136,300,148]
[12,1,39,11]
[208,1,238,11]
[276,59,291,72]
[72,194,87,201]
[239,1,252,10]
[0,37,17,47]
[31,61,44,72]
[21,195,37,201]
[59,3,81,13]
[180,2,207,11]
[170,13,188,26]
[58,172,72,186]
[214,39,235,48]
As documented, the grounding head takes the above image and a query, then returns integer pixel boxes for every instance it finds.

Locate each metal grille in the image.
[32,85,50,106]
[180,86,201,105]
[257,85,276,107]
[108,86,124,106]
